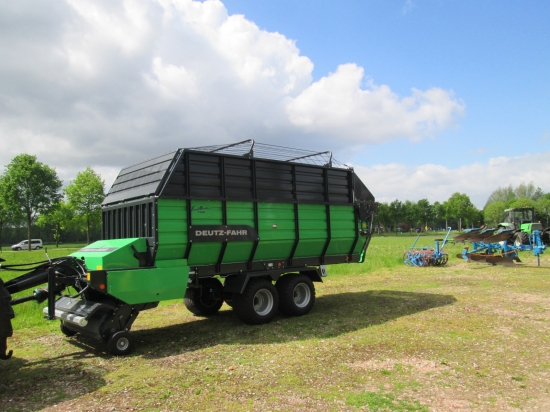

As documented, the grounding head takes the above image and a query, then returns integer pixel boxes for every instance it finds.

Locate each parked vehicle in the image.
[11,239,43,251]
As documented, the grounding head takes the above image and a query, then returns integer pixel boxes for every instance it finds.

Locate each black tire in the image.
[232,278,279,325]
[108,331,134,356]
[184,277,224,316]
[276,274,315,316]
[60,322,78,337]
[514,232,529,246]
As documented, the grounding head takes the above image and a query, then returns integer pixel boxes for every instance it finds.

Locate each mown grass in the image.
[1,234,550,411]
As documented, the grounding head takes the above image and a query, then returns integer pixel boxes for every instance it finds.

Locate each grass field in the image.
[1,234,550,411]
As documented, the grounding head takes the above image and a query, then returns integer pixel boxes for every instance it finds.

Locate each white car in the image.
[11,239,43,251]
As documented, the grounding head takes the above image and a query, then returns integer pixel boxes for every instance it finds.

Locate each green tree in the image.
[36,201,74,247]
[514,182,542,200]
[0,175,17,251]
[509,197,538,210]
[375,203,391,233]
[532,187,544,202]
[485,182,543,209]
[432,201,447,230]
[537,194,550,227]
[3,154,62,250]
[484,185,516,208]
[65,167,105,244]
[465,205,482,228]
[484,201,506,227]
[403,200,419,230]
[445,192,475,231]
[416,199,434,230]
[388,200,404,233]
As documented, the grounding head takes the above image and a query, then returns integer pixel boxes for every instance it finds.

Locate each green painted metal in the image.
[223,201,255,264]
[79,195,366,283]
[156,199,187,261]
[70,238,147,271]
[325,205,356,256]
[72,235,190,304]
[153,200,365,267]
[107,265,189,304]
[188,199,223,265]
[254,203,296,261]
[294,204,327,258]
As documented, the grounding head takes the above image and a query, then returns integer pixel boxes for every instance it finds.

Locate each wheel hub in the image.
[293,283,311,308]
[253,289,273,315]
[116,337,130,351]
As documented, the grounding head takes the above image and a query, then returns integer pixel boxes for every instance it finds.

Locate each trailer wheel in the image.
[60,322,78,337]
[276,274,315,316]
[184,277,224,316]
[514,232,529,246]
[108,331,134,356]
[233,278,279,325]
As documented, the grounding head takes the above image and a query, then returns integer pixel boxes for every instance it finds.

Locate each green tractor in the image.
[499,207,544,246]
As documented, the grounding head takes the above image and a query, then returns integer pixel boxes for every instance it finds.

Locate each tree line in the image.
[374,182,550,234]
[0,154,105,250]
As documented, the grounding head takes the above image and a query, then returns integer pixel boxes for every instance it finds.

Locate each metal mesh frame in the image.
[189,139,350,169]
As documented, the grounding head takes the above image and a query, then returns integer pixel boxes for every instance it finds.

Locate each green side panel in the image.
[254,203,296,261]
[521,223,539,233]
[223,201,255,264]
[155,258,188,268]
[188,200,223,265]
[70,238,146,270]
[293,204,328,258]
[107,265,189,304]
[156,199,187,261]
[325,205,356,256]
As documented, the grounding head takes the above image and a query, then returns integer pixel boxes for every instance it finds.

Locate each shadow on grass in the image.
[0,290,454,409]
[0,351,106,411]
[126,290,456,359]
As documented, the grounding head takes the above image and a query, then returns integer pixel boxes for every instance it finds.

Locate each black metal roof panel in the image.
[103,140,368,206]
[102,150,179,205]
[352,172,375,202]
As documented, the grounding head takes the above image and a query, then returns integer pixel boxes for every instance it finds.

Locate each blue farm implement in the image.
[403,228,452,267]
[456,228,547,266]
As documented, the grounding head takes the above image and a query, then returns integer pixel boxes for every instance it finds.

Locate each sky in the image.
[1,0,549,208]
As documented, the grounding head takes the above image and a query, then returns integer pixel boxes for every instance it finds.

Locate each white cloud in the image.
[0,0,464,191]
[354,151,550,208]
[286,64,464,144]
